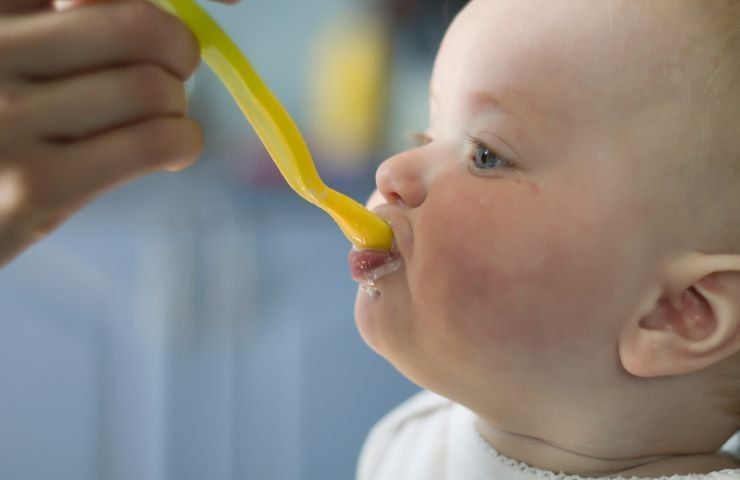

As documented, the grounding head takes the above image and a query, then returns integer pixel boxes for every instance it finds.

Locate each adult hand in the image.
[0,0,237,267]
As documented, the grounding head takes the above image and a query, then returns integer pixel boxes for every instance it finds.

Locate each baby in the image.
[349,1,740,478]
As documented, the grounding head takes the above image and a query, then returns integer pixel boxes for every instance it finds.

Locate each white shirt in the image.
[357,390,740,480]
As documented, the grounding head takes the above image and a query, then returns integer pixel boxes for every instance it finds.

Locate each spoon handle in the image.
[151,0,393,251]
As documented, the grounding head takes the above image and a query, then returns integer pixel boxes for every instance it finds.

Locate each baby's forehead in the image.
[433,0,699,124]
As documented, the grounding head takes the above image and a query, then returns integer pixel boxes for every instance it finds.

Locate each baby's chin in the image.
[354,282,390,350]
[354,287,381,352]
[353,268,408,356]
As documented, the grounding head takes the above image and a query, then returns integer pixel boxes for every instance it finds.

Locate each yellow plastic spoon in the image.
[151,0,394,251]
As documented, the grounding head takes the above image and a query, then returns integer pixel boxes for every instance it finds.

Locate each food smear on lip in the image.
[349,249,402,297]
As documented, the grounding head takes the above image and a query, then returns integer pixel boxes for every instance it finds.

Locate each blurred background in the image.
[0,0,467,479]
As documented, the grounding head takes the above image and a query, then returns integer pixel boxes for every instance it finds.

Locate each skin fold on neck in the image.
[475,420,740,477]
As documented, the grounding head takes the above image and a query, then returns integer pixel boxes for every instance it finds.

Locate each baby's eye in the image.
[467,136,514,171]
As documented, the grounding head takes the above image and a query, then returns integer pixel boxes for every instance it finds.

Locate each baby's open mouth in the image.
[348,248,402,297]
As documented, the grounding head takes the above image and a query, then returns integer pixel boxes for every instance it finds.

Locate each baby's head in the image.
[354,0,740,473]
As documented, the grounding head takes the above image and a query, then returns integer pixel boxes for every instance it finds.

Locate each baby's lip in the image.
[348,248,401,282]
[348,207,405,283]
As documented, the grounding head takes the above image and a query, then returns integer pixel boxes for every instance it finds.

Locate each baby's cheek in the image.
[413,182,613,350]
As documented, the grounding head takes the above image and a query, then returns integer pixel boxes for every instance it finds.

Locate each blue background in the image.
[0,0,457,478]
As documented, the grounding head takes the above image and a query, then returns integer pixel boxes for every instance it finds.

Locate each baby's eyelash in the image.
[466,135,487,151]
[410,132,433,147]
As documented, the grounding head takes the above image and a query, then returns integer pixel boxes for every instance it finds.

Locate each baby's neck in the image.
[613,454,738,477]
[475,419,739,477]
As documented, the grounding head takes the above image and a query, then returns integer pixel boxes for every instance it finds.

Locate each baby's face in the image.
[355,0,703,403]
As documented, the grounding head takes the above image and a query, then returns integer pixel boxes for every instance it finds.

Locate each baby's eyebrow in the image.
[430,87,530,121]
[467,90,526,120]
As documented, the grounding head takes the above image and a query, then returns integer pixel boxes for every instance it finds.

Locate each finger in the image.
[53,0,134,12]
[0,0,200,81]
[0,0,51,14]
[25,64,187,141]
[39,117,203,205]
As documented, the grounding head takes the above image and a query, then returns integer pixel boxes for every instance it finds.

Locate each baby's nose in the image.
[375,151,428,208]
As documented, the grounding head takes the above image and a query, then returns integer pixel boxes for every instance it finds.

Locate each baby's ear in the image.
[619,253,740,377]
